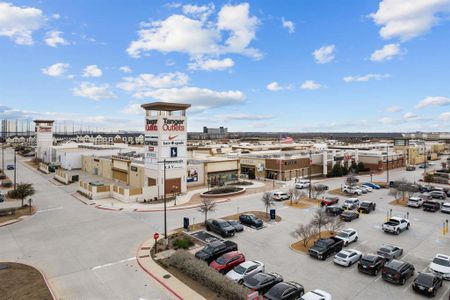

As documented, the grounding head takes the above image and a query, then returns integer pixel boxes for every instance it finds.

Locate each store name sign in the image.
[145,119,158,131]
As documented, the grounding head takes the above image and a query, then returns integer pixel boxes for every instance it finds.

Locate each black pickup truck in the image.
[194,240,238,264]
[423,200,440,212]
[309,237,344,260]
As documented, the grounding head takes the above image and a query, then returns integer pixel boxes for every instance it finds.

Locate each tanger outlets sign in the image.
[162,118,185,131]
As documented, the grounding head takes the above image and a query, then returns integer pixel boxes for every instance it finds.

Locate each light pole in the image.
[14,149,17,190]
[309,150,312,199]
[162,159,167,239]
[386,144,390,184]
[172,185,178,206]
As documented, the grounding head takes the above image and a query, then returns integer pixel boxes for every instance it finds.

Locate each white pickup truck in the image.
[382,217,410,235]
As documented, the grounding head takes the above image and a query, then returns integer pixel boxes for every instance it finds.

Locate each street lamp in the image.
[14,148,17,190]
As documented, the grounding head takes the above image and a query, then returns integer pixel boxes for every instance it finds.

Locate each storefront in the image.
[239,158,265,180]
[207,170,238,186]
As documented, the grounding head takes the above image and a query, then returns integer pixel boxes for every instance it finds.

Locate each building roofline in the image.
[33,120,54,124]
[141,102,191,111]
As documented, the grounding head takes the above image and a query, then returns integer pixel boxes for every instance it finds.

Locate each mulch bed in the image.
[0,206,36,224]
[389,197,408,207]
[291,231,336,254]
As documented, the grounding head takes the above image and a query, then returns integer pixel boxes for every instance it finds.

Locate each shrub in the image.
[2,180,12,188]
[168,250,247,300]
[0,173,6,180]
[173,236,194,250]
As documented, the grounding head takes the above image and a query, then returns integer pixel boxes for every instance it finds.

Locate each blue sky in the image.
[1,0,450,132]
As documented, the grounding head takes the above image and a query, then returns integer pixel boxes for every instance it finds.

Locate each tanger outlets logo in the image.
[145,119,158,131]
[162,118,185,131]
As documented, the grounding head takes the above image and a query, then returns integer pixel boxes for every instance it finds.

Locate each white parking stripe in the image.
[439,284,450,300]
[91,257,136,270]
[37,206,63,212]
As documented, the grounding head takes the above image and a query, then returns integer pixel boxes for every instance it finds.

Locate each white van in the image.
[272,191,290,201]
[442,202,450,213]
[408,196,424,208]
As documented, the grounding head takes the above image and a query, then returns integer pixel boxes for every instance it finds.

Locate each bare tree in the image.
[389,179,418,202]
[198,198,217,225]
[310,208,330,238]
[311,184,327,200]
[290,223,318,247]
[292,188,306,205]
[324,217,345,234]
[261,192,274,217]
[346,173,359,187]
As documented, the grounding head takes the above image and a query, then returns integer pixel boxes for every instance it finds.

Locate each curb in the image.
[35,264,57,300]
[135,198,231,213]
[94,205,123,211]
[0,207,37,228]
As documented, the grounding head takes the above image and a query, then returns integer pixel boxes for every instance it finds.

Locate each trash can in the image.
[183,217,190,230]
[270,209,276,220]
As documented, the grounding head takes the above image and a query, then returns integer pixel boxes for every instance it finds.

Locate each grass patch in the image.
[328,188,348,196]
[0,262,52,300]
[0,206,35,224]
[389,197,408,207]
[290,230,336,254]
[285,197,322,209]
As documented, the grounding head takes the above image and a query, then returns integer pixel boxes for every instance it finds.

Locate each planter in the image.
[200,187,245,198]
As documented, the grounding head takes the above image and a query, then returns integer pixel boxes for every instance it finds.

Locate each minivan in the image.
[272,191,290,201]
[407,196,424,208]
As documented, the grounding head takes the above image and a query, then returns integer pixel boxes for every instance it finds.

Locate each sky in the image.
[1,0,450,133]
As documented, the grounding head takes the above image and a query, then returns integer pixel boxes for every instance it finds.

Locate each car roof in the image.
[362,254,380,261]
[342,228,356,233]
[385,259,406,269]
[222,251,241,259]
[380,244,396,250]
[239,260,260,268]
[435,254,450,260]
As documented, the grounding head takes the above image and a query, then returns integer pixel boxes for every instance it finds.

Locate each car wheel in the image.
[206,225,210,231]
[396,229,400,235]
[345,241,348,247]
[355,236,358,242]
[238,279,243,284]
[406,224,410,230]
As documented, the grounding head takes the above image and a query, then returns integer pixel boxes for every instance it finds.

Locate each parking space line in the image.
[439,284,450,300]
[91,257,136,270]
[37,206,63,213]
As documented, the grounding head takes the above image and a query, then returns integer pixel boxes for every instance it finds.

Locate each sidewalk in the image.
[136,237,205,300]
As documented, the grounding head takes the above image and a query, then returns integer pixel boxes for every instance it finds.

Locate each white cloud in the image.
[41,63,69,77]
[122,103,143,115]
[403,112,418,119]
[182,3,214,21]
[133,87,245,112]
[300,80,321,90]
[416,96,450,109]
[439,112,450,121]
[119,66,132,73]
[52,13,60,20]
[281,17,295,33]
[0,2,47,45]
[82,65,103,77]
[44,30,68,47]
[371,0,450,41]
[127,3,260,60]
[379,117,394,124]
[386,105,402,113]
[312,45,335,64]
[72,82,116,100]
[370,43,402,62]
[266,82,283,91]
[343,73,390,82]
[117,72,189,92]
[188,57,234,71]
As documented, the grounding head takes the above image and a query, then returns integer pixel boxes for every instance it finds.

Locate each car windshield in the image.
[202,245,214,254]
[233,265,246,274]
[416,274,433,286]
[215,256,227,265]
[433,258,450,267]
[245,273,265,286]
[337,232,349,238]
[379,248,390,253]
[336,253,348,259]
[361,258,375,264]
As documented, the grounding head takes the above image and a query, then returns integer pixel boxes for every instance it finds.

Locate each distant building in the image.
[203,126,228,134]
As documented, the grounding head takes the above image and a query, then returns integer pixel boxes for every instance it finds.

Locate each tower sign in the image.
[33,120,54,162]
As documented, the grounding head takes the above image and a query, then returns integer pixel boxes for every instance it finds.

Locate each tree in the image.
[290,223,318,247]
[350,161,358,173]
[198,198,217,225]
[424,173,434,184]
[261,192,274,217]
[324,217,345,234]
[331,163,344,177]
[13,183,35,207]
[357,162,366,172]
[311,184,327,200]
[346,173,358,186]
[389,179,418,202]
[310,208,330,238]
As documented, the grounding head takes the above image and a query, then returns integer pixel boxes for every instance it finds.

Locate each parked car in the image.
[358,254,386,276]
[239,213,263,228]
[418,164,430,169]
[264,281,305,300]
[441,202,450,214]
[340,211,359,222]
[325,205,344,216]
[430,191,447,200]
[195,240,238,264]
[423,200,441,212]
[358,185,372,193]
[408,196,424,208]
[377,245,403,261]
[0,193,4,203]
[335,228,358,246]
[243,272,283,295]
[342,185,362,195]
[226,260,264,283]
[406,165,416,171]
[382,260,415,285]
[358,201,376,213]
[342,198,360,210]
[412,272,443,297]
[309,237,344,260]
[321,196,339,206]
[382,217,410,235]
[362,182,381,189]
[421,193,433,201]
[429,254,450,280]
[205,219,236,237]
[226,220,244,232]
[209,251,245,274]
[6,164,14,170]
[300,289,332,300]
[295,180,310,189]
[419,185,434,193]
[272,191,290,201]
[333,249,362,267]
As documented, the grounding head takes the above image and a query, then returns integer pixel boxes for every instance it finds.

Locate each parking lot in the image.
[220,185,450,299]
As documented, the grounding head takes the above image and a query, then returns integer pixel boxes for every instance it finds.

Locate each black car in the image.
[239,213,263,228]
[243,272,283,295]
[412,272,443,297]
[419,185,434,193]
[6,164,14,170]
[430,191,447,200]
[382,260,415,285]
[358,201,376,213]
[340,211,359,222]
[423,200,441,212]
[325,205,344,216]
[226,220,244,232]
[205,219,236,237]
[264,281,304,300]
[358,254,386,276]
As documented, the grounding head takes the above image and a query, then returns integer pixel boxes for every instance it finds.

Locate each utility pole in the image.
[14,149,17,190]
[163,159,167,239]
[309,150,312,199]
[386,144,390,184]
[423,141,427,178]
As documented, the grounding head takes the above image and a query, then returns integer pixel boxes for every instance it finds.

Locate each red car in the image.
[321,196,339,206]
[209,251,245,273]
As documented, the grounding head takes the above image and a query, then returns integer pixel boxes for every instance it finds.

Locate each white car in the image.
[335,228,358,246]
[359,185,373,192]
[429,254,450,280]
[226,260,265,283]
[342,198,360,210]
[342,185,362,195]
[407,196,424,208]
[333,249,362,267]
[301,289,332,300]
[272,191,290,201]
[295,180,310,189]
[442,202,450,214]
